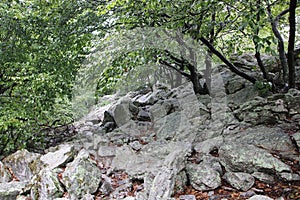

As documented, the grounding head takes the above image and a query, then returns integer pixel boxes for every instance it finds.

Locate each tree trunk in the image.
[253,0,269,80]
[287,0,296,88]
[267,6,289,84]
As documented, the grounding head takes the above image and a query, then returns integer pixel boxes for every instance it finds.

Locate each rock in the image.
[133,92,156,106]
[174,170,188,194]
[111,142,191,178]
[179,195,196,200]
[225,126,296,153]
[0,162,12,183]
[97,146,117,157]
[2,149,41,181]
[292,132,300,149]
[226,77,246,94]
[194,136,224,154]
[82,193,94,200]
[148,144,190,200]
[279,172,300,181]
[112,103,132,127]
[219,143,291,174]
[0,181,28,200]
[137,109,151,121]
[129,141,143,151]
[247,195,274,200]
[31,167,64,200]
[40,144,75,169]
[154,112,181,140]
[228,85,259,106]
[62,149,102,199]
[186,162,222,191]
[223,172,255,191]
[99,180,113,195]
[252,172,275,184]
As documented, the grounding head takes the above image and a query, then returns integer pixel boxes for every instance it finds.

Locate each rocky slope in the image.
[0,63,300,200]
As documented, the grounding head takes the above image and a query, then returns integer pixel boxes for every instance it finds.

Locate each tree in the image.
[98,0,298,94]
[0,0,104,155]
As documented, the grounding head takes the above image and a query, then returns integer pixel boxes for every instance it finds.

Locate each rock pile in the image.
[0,66,299,200]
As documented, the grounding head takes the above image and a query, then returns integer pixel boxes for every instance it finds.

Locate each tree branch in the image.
[199,37,257,84]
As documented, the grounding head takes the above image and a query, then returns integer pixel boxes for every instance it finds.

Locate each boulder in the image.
[223,172,255,191]
[186,162,222,191]
[62,149,102,199]
[148,144,190,199]
[2,149,41,181]
[109,102,132,127]
[225,126,296,153]
[40,144,75,170]
[219,143,291,174]
[31,167,64,200]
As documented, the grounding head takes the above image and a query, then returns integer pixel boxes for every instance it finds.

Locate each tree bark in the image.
[287,0,296,88]
[267,6,289,84]
[199,37,257,84]
[253,0,269,80]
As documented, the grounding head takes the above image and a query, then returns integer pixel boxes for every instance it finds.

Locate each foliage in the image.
[94,0,299,95]
[0,0,103,156]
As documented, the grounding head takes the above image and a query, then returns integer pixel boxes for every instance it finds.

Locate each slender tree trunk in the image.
[253,0,269,80]
[267,5,289,84]
[200,37,257,84]
[287,0,296,88]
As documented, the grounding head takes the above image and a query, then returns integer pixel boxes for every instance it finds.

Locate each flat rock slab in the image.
[41,144,75,169]
[219,142,291,174]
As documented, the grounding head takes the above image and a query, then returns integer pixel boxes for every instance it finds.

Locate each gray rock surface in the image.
[219,142,291,174]
[31,167,64,200]
[247,195,274,200]
[223,172,255,191]
[62,149,102,199]
[2,149,41,181]
[40,144,75,170]
[187,161,222,191]
[0,162,12,183]
[0,181,28,200]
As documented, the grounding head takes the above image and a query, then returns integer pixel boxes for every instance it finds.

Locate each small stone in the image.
[247,195,274,200]
[129,141,143,151]
[179,194,196,200]
[279,172,300,181]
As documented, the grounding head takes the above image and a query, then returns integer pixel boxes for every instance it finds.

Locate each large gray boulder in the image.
[219,142,291,174]
[225,126,296,153]
[2,149,41,181]
[31,167,64,200]
[61,149,102,199]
